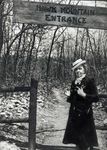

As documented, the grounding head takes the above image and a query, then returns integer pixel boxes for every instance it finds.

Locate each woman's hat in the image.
[72,58,86,70]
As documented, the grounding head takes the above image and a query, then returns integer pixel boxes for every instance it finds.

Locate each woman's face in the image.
[74,65,85,78]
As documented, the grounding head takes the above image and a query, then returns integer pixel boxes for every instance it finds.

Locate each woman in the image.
[63,59,99,150]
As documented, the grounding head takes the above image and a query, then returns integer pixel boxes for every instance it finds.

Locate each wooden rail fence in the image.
[0,79,107,150]
[0,78,38,150]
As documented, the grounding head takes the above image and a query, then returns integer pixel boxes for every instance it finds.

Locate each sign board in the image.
[13,0,107,30]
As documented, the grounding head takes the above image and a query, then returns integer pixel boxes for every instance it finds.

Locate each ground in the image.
[0,83,107,150]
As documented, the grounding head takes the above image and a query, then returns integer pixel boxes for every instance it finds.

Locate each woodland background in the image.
[0,0,107,90]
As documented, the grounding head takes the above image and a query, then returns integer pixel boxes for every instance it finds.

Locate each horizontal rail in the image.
[98,94,107,98]
[36,144,77,150]
[0,116,107,131]
[96,125,107,130]
[0,86,30,92]
[0,86,107,98]
[36,143,99,150]
[0,118,29,123]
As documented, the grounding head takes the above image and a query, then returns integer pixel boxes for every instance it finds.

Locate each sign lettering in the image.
[13,0,107,30]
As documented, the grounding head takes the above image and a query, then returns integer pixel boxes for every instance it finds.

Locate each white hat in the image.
[72,58,86,70]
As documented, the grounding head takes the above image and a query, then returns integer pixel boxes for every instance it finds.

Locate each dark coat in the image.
[63,76,99,149]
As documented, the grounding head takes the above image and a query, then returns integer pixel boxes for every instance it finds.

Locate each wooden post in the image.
[28,78,38,150]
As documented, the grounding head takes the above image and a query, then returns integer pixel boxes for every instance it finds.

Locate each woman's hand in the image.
[77,86,86,98]
[65,90,70,96]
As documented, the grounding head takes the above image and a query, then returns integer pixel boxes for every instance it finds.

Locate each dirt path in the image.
[42,87,69,146]
[42,88,107,150]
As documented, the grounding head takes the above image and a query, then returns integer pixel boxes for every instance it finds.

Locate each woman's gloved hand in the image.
[76,86,86,98]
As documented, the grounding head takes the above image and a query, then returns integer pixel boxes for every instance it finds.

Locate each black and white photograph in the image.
[0,0,107,150]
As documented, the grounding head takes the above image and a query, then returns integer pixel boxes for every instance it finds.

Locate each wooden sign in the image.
[13,0,107,30]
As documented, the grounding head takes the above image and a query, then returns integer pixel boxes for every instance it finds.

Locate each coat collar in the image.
[73,75,89,85]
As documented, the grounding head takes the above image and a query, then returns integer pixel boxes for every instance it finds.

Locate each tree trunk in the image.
[46,27,59,80]
[0,1,3,56]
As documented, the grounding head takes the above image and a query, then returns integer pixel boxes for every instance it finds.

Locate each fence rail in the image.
[99,94,107,98]
[0,81,107,150]
[0,86,30,92]
[0,118,28,123]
